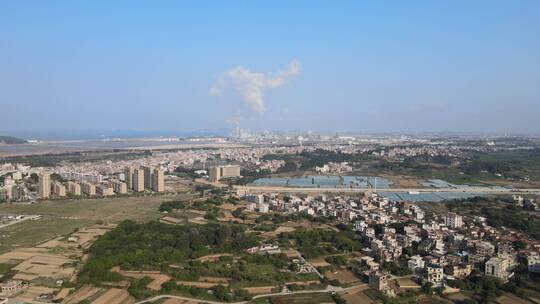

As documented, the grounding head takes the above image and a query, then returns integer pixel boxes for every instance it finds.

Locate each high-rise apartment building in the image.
[485,257,510,281]
[444,212,463,228]
[152,169,164,192]
[38,173,50,199]
[209,165,241,182]
[143,166,153,189]
[67,181,81,196]
[81,182,96,196]
[53,182,66,197]
[209,166,221,182]
[96,185,114,196]
[221,165,241,178]
[113,181,127,194]
[133,168,145,192]
[10,185,24,200]
[124,166,134,190]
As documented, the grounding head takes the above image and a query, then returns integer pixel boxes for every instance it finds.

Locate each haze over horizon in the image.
[1,1,539,136]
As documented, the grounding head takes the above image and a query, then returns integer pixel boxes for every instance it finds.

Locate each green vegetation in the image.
[168,252,320,288]
[232,207,248,220]
[253,223,277,232]
[325,255,348,266]
[467,149,540,181]
[0,217,94,253]
[79,219,325,302]
[480,207,540,239]
[256,212,330,225]
[281,229,360,259]
[173,167,200,179]
[251,292,336,304]
[442,197,540,239]
[257,148,540,186]
[0,263,16,281]
[79,220,259,284]
[0,150,152,167]
[380,149,540,185]
[331,293,346,304]
[234,169,272,185]
[159,200,186,212]
[382,261,412,276]
[161,281,248,302]
[128,276,154,299]
[0,195,180,253]
[448,275,505,303]
[204,206,222,220]
[262,149,375,173]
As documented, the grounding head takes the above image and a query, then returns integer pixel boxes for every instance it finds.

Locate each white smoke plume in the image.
[210,60,301,112]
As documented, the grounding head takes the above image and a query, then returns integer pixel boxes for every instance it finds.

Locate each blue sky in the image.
[1,1,539,135]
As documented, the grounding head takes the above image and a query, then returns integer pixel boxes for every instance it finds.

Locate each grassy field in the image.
[0,194,192,253]
[0,217,94,253]
[0,194,191,222]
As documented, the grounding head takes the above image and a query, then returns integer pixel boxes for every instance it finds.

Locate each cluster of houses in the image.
[245,244,281,255]
[512,195,540,210]
[0,280,27,297]
[243,191,540,297]
[314,162,353,174]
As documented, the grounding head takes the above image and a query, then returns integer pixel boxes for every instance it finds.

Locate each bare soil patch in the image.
[325,269,360,285]
[63,284,103,304]
[495,293,532,304]
[243,286,276,294]
[91,288,135,304]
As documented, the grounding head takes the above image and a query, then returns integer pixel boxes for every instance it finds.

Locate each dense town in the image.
[242,191,540,297]
[0,136,539,303]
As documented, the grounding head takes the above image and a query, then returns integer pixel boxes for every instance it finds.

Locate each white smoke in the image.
[210,60,301,112]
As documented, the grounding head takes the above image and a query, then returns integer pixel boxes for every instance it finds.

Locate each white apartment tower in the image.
[38,173,50,199]
[444,212,463,228]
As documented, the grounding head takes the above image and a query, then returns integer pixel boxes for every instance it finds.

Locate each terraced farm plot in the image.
[111,268,171,291]
[256,292,335,304]
[243,286,276,294]
[339,289,374,304]
[162,299,206,304]
[63,285,103,304]
[91,288,135,304]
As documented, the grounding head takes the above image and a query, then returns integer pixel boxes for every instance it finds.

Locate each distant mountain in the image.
[0,136,27,144]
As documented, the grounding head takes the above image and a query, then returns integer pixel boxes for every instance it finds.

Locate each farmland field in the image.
[0,193,192,253]
[251,292,336,304]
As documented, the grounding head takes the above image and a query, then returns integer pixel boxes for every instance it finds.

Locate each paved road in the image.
[0,215,39,229]
[235,185,540,195]
[134,284,367,304]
